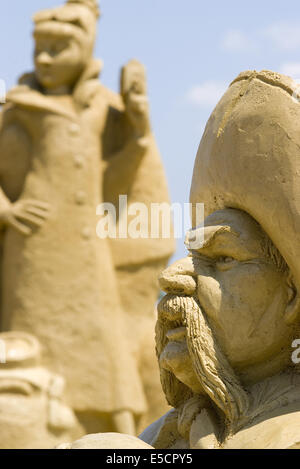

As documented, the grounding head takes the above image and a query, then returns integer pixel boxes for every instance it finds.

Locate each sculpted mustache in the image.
[157,293,250,428]
[157,294,198,323]
[156,294,201,358]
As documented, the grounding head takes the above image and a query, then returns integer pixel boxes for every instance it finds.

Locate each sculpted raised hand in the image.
[121,60,151,141]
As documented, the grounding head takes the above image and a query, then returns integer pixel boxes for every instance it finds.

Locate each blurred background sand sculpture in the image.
[0,332,82,449]
[0,0,174,444]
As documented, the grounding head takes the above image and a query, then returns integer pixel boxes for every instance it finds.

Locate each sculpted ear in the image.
[284,274,300,325]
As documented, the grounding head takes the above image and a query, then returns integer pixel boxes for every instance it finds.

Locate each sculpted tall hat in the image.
[190,70,300,290]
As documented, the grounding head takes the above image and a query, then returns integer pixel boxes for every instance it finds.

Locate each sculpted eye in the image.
[218,256,234,263]
[54,42,68,53]
[216,256,237,270]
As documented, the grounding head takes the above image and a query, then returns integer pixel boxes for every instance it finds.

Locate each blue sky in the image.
[2,0,300,260]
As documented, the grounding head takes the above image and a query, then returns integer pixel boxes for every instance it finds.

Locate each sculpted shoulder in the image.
[223,401,300,449]
[139,410,188,449]
[139,413,169,447]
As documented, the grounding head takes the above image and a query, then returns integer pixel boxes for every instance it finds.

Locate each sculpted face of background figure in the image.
[139,70,300,450]
[33,3,97,92]
[34,33,85,91]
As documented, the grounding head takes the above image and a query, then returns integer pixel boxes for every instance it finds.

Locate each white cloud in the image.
[221,30,255,52]
[263,22,300,51]
[221,23,300,55]
[280,62,300,79]
[186,81,228,108]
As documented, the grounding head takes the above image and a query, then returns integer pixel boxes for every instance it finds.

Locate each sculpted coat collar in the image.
[6,58,103,118]
[142,371,300,449]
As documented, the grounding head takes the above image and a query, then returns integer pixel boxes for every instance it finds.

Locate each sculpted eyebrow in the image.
[185,225,240,252]
[199,226,259,261]
[201,225,240,249]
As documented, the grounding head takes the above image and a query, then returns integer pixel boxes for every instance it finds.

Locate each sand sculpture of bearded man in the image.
[56,70,300,449]
[139,70,300,449]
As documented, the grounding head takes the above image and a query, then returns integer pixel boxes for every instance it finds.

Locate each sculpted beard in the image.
[156,294,250,433]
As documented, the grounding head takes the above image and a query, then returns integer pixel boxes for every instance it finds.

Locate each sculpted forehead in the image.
[186,209,266,259]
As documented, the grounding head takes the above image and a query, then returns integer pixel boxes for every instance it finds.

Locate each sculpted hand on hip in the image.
[0,199,50,236]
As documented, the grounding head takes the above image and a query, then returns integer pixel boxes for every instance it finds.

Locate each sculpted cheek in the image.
[196,275,222,322]
[242,265,285,313]
[212,265,288,364]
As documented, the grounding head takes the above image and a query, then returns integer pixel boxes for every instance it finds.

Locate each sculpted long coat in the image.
[0,61,148,415]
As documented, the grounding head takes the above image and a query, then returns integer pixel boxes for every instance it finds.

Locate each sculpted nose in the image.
[158,256,197,295]
[36,51,52,65]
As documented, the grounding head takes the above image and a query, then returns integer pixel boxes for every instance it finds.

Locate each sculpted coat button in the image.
[69,123,80,135]
[75,191,87,205]
[74,155,84,168]
[81,227,92,240]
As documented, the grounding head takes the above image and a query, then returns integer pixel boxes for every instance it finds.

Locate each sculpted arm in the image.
[0,115,50,236]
